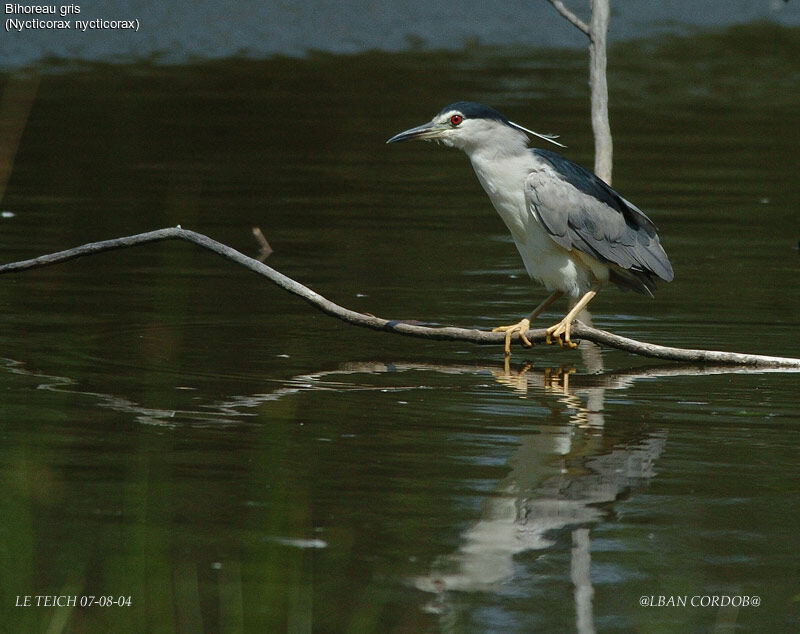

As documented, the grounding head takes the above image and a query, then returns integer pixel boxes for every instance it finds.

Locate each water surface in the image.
[1,23,799,633]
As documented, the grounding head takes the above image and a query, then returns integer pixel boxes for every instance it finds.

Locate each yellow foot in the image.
[492,318,533,356]
[545,318,579,349]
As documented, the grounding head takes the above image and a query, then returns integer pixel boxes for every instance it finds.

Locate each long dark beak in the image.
[386,121,443,144]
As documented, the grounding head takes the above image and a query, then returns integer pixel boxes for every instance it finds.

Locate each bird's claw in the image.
[492,318,533,356]
[545,320,579,349]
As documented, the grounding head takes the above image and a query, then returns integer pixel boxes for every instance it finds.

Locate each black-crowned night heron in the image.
[387,101,674,355]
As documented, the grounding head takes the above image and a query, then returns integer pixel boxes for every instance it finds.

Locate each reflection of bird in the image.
[388,102,673,354]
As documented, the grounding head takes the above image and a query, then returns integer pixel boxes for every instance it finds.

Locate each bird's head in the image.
[386,101,564,155]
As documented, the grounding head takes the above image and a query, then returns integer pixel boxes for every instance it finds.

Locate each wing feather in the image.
[526,150,674,293]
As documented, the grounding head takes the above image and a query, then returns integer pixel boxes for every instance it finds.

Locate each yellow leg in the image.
[492,290,564,356]
[528,289,564,321]
[545,284,600,348]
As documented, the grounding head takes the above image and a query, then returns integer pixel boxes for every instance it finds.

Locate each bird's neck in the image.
[467,140,532,201]
[466,144,535,246]
[457,125,530,160]
[463,129,531,200]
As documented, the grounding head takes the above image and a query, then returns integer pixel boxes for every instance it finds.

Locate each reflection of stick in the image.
[0,73,40,204]
[2,226,799,368]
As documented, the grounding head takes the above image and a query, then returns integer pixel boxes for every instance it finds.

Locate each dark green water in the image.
[1,24,799,633]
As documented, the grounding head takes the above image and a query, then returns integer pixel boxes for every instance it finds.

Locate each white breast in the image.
[468,151,595,297]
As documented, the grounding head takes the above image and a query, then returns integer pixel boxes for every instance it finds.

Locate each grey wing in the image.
[525,151,674,294]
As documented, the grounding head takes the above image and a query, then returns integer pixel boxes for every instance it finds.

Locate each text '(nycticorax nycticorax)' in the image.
[387,101,674,355]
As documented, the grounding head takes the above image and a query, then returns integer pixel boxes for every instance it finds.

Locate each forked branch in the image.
[545,0,613,182]
[2,227,799,368]
[545,0,590,36]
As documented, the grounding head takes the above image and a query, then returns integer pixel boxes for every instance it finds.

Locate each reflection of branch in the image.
[0,357,245,427]
[4,356,798,431]
[2,227,800,368]
[334,360,800,392]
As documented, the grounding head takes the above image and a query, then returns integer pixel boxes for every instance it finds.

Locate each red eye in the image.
[450,114,463,126]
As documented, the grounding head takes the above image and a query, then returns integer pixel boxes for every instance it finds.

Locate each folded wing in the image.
[526,149,674,295]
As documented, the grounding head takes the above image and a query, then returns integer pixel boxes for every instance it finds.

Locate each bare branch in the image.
[2,227,799,369]
[545,0,590,37]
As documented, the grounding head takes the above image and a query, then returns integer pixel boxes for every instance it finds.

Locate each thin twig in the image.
[251,226,273,261]
[545,0,590,36]
[2,227,799,368]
